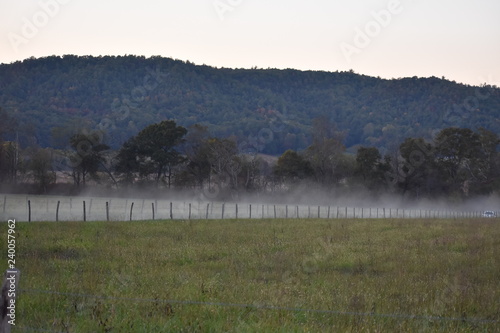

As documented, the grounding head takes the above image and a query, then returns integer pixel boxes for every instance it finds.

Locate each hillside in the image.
[1,55,499,154]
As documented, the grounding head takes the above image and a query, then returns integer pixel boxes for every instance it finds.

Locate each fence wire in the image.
[1,194,492,222]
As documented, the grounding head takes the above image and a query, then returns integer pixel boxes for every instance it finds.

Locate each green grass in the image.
[3,218,500,332]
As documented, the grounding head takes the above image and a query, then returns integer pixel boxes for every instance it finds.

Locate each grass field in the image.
[4,218,500,332]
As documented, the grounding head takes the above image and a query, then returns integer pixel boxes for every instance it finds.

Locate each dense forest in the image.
[1,55,499,155]
[1,55,499,201]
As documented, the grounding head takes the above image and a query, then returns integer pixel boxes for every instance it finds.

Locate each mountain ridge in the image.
[1,55,499,154]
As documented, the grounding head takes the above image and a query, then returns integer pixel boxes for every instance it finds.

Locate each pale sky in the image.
[1,0,499,86]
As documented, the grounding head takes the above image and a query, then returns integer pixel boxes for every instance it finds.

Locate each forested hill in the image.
[1,55,499,154]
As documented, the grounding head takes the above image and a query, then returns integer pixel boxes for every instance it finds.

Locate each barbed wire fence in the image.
[1,194,495,223]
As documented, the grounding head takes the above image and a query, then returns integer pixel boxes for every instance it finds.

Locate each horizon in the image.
[2,53,498,89]
[1,1,499,87]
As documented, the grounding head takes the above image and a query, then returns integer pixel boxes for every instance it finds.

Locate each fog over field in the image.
[71,182,500,211]
[2,187,498,222]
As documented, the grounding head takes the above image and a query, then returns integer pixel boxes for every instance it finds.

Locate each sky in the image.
[1,0,499,86]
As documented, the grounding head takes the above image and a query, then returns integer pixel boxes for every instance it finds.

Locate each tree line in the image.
[1,112,499,201]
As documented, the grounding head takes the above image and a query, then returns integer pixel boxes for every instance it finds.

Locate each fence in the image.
[0,194,493,222]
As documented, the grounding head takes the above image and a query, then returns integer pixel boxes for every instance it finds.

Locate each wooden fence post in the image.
[286,205,288,219]
[2,196,6,214]
[151,202,155,220]
[170,202,173,220]
[130,202,134,221]
[222,203,225,219]
[274,205,276,219]
[106,202,110,221]
[83,201,86,222]
[206,203,209,219]
[1,268,20,333]
[189,203,192,220]
[249,204,252,219]
[27,200,31,222]
[235,204,238,219]
[56,201,60,222]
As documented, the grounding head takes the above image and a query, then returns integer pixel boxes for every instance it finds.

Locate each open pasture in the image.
[4,218,500,332]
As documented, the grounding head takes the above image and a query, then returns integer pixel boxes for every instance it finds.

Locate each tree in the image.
[0,108,19,184]
[355,146,388,190]
[205,138,241,191]
[0,142,19,184]
[474,128,500,194]
[238,154,263,191]
[29,148,56,193]
[356,147,380,181]
[0,108,17,140]
[304,117,346,186]
[115,120,187,186]
[397,137,436,197]
[180,124,212,188]
[274,150,313,183]
[69,131,110,186]
[434,128,482,196]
